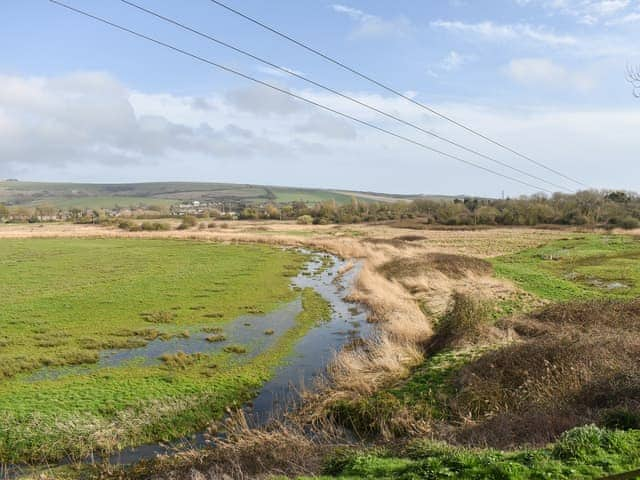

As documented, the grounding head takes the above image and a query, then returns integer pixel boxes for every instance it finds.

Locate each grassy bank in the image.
[313,426,640,479]
[0,239,333,464]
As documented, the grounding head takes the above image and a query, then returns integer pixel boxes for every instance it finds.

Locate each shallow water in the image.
[68,251,370,466]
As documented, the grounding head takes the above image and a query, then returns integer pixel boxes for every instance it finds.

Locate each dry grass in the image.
[380,253,492,280]
[108,411,343,480]
[447,299,640,448]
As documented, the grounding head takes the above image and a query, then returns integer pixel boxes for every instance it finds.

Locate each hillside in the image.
[0,180,446,210]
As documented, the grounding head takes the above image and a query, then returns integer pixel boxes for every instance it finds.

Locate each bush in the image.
[620,216,640,229]
[177,215,198,230]
[140,221,170,231]
[297,214,314,225]
[118,219,137,231]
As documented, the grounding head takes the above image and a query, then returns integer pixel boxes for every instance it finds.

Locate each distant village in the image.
[0,199,244,223]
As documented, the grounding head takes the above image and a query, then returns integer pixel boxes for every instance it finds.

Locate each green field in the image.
[33,195,177,209]
[0,239,331,464]
[270,188,353,204]
[492,234,640,301]
[0,180,429,210]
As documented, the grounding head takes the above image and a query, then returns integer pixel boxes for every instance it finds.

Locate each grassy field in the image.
[32,196,177,209]
[492,234,640,301]
[0,181,421,209]
[0,238,333,464]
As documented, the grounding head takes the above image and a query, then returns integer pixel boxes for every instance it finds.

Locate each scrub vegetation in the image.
[309,233,640,480]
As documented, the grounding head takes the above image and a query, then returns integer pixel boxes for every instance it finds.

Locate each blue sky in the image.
[1,0,639,196]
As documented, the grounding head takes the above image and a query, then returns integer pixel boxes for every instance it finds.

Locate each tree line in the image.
[250,190,640,228]
[1,190,639,229]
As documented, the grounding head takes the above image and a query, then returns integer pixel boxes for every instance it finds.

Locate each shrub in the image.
[177,215,198,230]
[140,221,171,231]
[118,219,137,231]
[620,216,640,229]
[297,215,314,225]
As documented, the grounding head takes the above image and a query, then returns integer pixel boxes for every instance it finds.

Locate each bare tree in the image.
[626,63,640,97]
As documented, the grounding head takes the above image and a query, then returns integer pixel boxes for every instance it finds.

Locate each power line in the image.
[207,0,588,189]
[119,0,572,193]
[49,0,554,194]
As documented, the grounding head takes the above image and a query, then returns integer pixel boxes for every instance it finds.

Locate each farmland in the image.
[0,180,432,210]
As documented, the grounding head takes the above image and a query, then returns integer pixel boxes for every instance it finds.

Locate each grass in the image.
[492,234,640,301]
[322,232,640,479]
[271,188,353,205]
[33,195,176,210]
[0,239,335,464]
[315,425,640,479]
[0,180,404,208]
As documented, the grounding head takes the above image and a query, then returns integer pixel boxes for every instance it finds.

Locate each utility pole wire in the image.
[208,0,588,189]
[49,0,554,194]
[119,0,573,193]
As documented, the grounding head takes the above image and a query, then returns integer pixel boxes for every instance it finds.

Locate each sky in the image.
[1,0,639,197]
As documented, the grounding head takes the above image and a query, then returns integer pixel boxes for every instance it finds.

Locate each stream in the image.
[43,251,372,467]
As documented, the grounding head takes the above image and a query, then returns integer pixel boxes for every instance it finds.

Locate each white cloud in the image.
[331,4,414,39]
[606,9,640,24]
[516,0,633,25]
[430,20,577,47]
[505,58,597,91]
[428,51,472,78]
[441,51,468,71]
[2,71,639,196]
[0,73,356,173]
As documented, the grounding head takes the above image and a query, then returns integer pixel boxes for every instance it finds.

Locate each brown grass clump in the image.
[140,311,176,324]
[427,292,498,353]
[379,253,492,280]
[114,411,342,480]
[393,234,426,242]
[447,302,640,448]
[532,298,640,330]
[205,334,226,343]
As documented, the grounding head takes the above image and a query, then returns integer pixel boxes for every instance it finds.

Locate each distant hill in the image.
[0,180,460,210]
